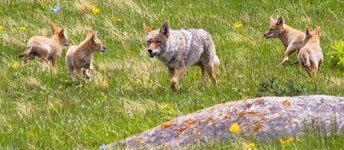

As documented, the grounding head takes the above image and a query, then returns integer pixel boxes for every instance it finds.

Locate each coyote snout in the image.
[263,30,278,38]
[96,44,108,52]
[147,48,159,57]
[64,40,71,46]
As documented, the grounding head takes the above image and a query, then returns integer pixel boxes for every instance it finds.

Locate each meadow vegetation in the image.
[1,0,344,149]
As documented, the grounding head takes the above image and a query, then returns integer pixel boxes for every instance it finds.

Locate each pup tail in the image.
[301,53,310,69]
[18,43,33,58]
[213,54,220,66]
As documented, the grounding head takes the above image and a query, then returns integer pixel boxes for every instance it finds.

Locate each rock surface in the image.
[106,95,344,149]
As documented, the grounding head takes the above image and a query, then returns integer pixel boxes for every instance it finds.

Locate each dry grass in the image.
[26,77,41,89]
[74,0,95,13]
[16,101,34,118]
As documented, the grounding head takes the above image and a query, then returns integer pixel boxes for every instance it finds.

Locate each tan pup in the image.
[65,30,107,81]
[264,16,305,65]
[298,27,323,76]
[18,24,70,68]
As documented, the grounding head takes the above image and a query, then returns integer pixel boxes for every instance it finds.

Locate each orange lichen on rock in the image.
[238,111,246,117]
[179,126,188,132]
[254,124,263,132]
[282,100,292,106]
[247,111,258,115]
[161,121,173,130]
[174,132,181,139]
[184,118,195,125]
[239,111,258,118]
[255,98,264,103]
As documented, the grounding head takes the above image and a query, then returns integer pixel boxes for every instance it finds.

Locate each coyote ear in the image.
[62,28,67,36]
[59,28,66,37]
[276,16,284,26]
[269,17,275,23]
[87,30,94,38]
[305,28,310,37]
[313,26,321,36]
[51,24,59,34]
[159,22,169,38]
[92,31,97,40]
[143,23,152,33]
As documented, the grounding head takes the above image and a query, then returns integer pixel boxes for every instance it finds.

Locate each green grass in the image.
[1,0,344,149]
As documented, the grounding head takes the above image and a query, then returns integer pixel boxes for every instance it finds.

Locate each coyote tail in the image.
[18,43,33,58]
[302,53,310,68]
[213,54,220,66]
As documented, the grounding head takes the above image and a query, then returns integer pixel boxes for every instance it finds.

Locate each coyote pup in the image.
[65,30,107,81]
[298,27,323,76]
[18,24,70,68]
[143,22,220,91]
[264,16,305,65]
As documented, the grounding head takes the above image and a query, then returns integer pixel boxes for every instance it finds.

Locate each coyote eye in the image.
[156,40,160,43]
[270,29,274,31]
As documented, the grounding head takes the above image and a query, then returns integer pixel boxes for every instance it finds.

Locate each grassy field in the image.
[1,0,344,149]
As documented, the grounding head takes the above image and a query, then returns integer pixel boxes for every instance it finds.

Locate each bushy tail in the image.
[213,54,220,66]
[18,43,33,58]
[301,53,310,68]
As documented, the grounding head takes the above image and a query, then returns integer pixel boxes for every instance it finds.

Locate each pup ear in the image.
[87,30,95,38]
[159,22,170,38]
[59,28,66,37]
[93,31,97,40]
[276,16,284,26]
[51,24,59,34]
[305,28,310,37]
[143,23,152,33]
[313,26,321,36]
[269,16,275,23]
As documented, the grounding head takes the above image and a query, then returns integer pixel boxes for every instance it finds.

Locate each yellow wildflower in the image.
[116,18,123,23]
[279,137,294,144]
[248,142,255,147]
[0,25,3,30]
[279,139,287,144]
[229,123,240,133]
[286,137,294,142]
[234,22,242,29]
[92,8,100,15]
[160,104,174,111]
[11,62,18,69]
[40,2,51,9]
[136,138,144,144]
[20,26,26,32]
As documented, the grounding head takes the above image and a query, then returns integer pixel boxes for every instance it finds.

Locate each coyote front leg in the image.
[170,65,186,91]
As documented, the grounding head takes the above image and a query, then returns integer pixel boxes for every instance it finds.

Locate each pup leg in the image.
[49,56,58,74]
[83,63,92,79]
[318,58,323,72]
[68,66,76,81]
[311,61,319,76]
[280,47,297,65]
[170,65,186,91]
[39,57,49,69]
[76,69,83,80]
